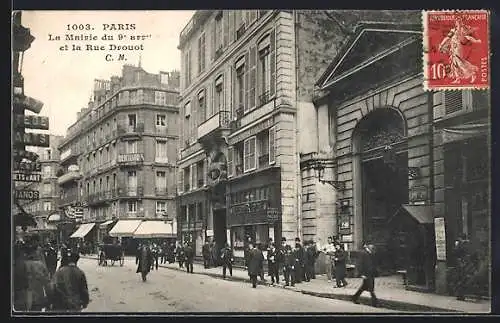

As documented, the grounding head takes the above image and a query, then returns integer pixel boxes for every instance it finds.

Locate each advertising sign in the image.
[14,189,40,200]
[14,160,42,172]
[434,217,447,261]
[14,114,50,130]
[13,172,42,182]
[14,131,50,147]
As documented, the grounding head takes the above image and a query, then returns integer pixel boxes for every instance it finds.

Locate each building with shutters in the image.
[310,21,490,296]
[177,10,382,260]
[57,64,180,248]
[17,135,63,240]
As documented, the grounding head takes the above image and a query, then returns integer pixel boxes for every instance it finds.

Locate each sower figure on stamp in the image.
[352,243,378,307]
[220,242,234,279]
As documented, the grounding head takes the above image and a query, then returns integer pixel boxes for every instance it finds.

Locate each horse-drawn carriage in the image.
[98,243,124,266]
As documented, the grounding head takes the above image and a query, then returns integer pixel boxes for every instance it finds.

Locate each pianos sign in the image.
[14,131,50,147]
[14,189,40,200]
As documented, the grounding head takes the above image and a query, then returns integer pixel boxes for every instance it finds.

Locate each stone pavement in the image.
[81,255,490,313]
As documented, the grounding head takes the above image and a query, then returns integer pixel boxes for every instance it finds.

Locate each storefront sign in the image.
[14,189,40,200]
[14,160,42,172]
[14,114,49,130]
[14,131,50,147]
[13,150,39,162]
[266,208,280,222]
[434,217,447,261]
[409,185,429,203]
[13,172,42,182]
[117,153,144,163]
[341,234,353,242]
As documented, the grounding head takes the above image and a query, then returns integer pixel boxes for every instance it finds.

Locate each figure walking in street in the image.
[267,242,281,285]
[258,243,266,282]
[48,249,89,312]
[184,242,195,274]
[294,238,305,284]
[136,244,154,282]
[23,236,51,312]
[151,243,159,271]
[135,243,142,265]
[352,243,378,307]
[282,238,296,287]
[220,243,234,279]
[334,243,348,288]
[322,237,336,283]
[304,240,316,282]
[44,241,59,279]
[202,241,211,269]
[176,242,185,269]
[246,241,264,288]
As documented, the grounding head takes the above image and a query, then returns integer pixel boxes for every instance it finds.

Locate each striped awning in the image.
[108,220,142,237]
[70,223,96,238]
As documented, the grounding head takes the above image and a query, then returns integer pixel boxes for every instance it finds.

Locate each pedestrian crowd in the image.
[13,234,89,312]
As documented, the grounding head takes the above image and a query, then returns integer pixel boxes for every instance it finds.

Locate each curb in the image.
[84,256,460,312]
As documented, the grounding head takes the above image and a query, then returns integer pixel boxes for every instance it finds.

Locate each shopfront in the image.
[178,189,209,257]
[227,167,281,263]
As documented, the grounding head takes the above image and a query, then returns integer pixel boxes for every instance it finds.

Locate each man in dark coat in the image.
[176,243,185,268]
[136,245,154,282]
[202,242,211,268]
[310,240,320,279]
[220,243,234,279]
[135,243,142,265]
[246,242,264,288]
[44,242,59,279]
[184,242,195,273]
[334,243,348,287]
[294,238,305,283]
[352,243,378,307]
[267,242,280,285]
[49,249,89,312]
[304,240,316,282]
[282,238,296,287]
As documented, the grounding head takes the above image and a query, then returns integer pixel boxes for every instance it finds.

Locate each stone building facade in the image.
[57,65,180,247]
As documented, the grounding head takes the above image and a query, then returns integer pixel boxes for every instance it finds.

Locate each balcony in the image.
[155,126,168,136]
[258,154,269,169]
[117,153,144,167]
[117,123,144,138]
[60,149,81,165]
[155,187,168,196]
[197,111,231,147]
[57,170,82,185]
[118,186,144,198]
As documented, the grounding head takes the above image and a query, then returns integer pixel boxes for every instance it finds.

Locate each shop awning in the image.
[133,220,176,238]
[400,205,434,224]
[108,220,142,237]
[99,220,114,229]
[442,122,490,144]
[70,223,96,238]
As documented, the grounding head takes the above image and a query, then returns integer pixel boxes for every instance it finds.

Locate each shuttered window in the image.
[198,33,206,74]
[444,91,463,115]
[269,126,276,164]
[243,136,257,172]
[227,146,234,177]
[248,45,257,111]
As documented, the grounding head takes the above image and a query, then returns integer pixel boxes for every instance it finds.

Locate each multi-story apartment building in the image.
[57,65,180,246]
[18,135,63,239]
[176,10,424,260]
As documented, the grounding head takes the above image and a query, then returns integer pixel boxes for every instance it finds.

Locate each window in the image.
[42,165,51,178]
[198,33,206,74]
[196,160,204,188]
[184,101,191,117]
[155,91,166,105]
[215,14,223,51]
[93,131,96,144]
[214,76,224,115]
[156,171,167,190]
[227,146,234,177]
[127,170,137,189]
[126,141,137,154]
[184,49,192,87]
[44,149,51,160]
[128,114,137,130]
[160,73,169,85]
[44,183,51,194]
[198,90,206,124]
[156,114,166,127]
[236,63,245,112]
[127,201,137,213]
[156,201,167,215]
[269,126,276,164]
[243,136,257,172]
[259,45,271,103]
[258,131,269,168]
[190,164,197,190]
[43,202,51,212]
[155,140,168,162]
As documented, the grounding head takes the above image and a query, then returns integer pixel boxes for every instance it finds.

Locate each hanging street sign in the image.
[14,189,40,200]
[13,172,42,182]
[14,131,50,147]
[14,114,50,130]
[13,150,39,162]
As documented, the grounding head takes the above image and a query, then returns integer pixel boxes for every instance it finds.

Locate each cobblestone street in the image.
[80,257,392,313]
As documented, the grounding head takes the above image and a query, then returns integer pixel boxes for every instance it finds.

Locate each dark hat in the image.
[61,248,79,263]
[281,237,287,242]
[295,237,301,242]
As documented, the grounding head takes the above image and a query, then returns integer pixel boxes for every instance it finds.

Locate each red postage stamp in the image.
[423,10,490,90]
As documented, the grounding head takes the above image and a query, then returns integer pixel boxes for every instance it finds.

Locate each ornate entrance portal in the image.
[353,108,410,274]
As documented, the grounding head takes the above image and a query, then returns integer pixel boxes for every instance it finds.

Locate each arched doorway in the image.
[352,107,409,275]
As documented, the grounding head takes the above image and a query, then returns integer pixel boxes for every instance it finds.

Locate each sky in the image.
[21,10,195,136]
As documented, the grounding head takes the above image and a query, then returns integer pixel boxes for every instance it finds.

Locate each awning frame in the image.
[70,223,96,238]
[108,220,142,238]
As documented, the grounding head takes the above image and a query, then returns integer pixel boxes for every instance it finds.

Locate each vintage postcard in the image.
[12,10,492,314]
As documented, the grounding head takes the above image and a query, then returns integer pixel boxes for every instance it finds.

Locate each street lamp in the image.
[313,161,346,190]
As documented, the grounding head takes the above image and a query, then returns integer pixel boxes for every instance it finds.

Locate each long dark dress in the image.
[136,247,153,281]
[334,248,347,287]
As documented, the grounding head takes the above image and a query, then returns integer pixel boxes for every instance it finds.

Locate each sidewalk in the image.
[82,255,490,313]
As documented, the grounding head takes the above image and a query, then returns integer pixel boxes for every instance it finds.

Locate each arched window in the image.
[214,75,224,115]
[257,30,276,105]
